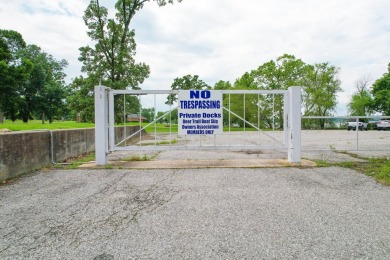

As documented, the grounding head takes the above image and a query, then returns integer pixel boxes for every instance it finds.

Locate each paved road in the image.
[1,165,390,259]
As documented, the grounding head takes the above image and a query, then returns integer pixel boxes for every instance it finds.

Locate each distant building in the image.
[127,114,146,122]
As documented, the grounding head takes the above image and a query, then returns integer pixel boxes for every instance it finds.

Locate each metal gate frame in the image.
[94,86,301,165]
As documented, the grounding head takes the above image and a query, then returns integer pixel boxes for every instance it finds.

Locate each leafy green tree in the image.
[166,74,210,105]
[39,81,69,123]
[166,108,178,124]
[249,54,307,128]
[348,92,373,116]
[156,111,166,123]
[0,30,33,121]
[252,54,306,90]
[0,30,68,123]
[226,55,341,129]
[67,76,95,122]
[67,76,140,123]
[141,107,155,122]
[301,62,342,129]
[347,76,373,116]
[73,0,182,122]
[228,73,260,128]
[18,45,68,123]
[213,80,232,90]
[213,80,232,126]
[371,65,390,115]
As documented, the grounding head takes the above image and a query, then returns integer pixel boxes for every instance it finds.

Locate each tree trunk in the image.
[42,112,45,124]
[320,118,325,129]
[22,113,29,123]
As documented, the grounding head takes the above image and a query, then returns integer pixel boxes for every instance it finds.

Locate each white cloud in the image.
[1,0,389,114]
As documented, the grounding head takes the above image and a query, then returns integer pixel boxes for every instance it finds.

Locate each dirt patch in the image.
[116,133,154,146]
[0,128,12,133]
[234,150,264,155]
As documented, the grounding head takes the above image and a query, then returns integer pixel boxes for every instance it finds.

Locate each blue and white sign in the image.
[178,90,223,135]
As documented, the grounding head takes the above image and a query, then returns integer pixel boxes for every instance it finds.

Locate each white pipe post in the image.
[109,90,115,152]
[288,86,301,163]
[283,92,289,147]
[95,85,108,165]
[355,117,359,150]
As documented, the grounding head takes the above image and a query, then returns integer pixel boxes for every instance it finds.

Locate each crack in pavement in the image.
[0,170,180,258]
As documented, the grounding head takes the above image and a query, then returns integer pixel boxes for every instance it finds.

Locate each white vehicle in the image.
[377,120,390,130]
[347,120,368,131]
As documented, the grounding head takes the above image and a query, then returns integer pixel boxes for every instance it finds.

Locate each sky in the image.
[1,0,389,115]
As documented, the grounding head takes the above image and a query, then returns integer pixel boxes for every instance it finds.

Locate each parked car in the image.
[368,120,380,130]
[347,120,368,131]
[377,120,390,130]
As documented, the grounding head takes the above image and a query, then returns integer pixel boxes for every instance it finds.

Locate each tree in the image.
[156,111,166,123]
[18,45,68,123]
[249,54,307,128]
[74,0,182,122]
[301,62,342,129]
[166,74,210,105]
[371,65,390,115]
[355,75,372,95]
[67,76,96,122]
[141,107,155,122]
[228,54,342,129]
[213,80,232,90]
[228,73,260,128]
[0,30,68,123]
[80,0,151,89]
[347,76,373,116]
[0,30,33,121]
[348,91,373,116]
[213,80,232,126]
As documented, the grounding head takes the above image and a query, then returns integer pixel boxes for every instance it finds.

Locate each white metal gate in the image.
[94,86,301,165]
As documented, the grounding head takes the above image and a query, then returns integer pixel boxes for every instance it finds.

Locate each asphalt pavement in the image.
[1,130,390,259]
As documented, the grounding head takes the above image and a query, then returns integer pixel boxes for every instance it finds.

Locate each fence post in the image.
[288,86,301,163]
[283,93,289,146]
[109,90,115,152]
[94,85,108,165]
[356,117,359,150]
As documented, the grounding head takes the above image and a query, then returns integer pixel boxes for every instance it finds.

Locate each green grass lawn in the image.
[1,120,266,132]
[0,120,95,131]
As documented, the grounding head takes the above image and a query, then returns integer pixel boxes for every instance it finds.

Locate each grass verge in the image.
[313,155,390,186]
[350,158,390,185]
[53,152,96,169]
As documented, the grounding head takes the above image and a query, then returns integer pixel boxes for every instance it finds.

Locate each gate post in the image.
[287,86,301,163]
[94,85,108,165]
